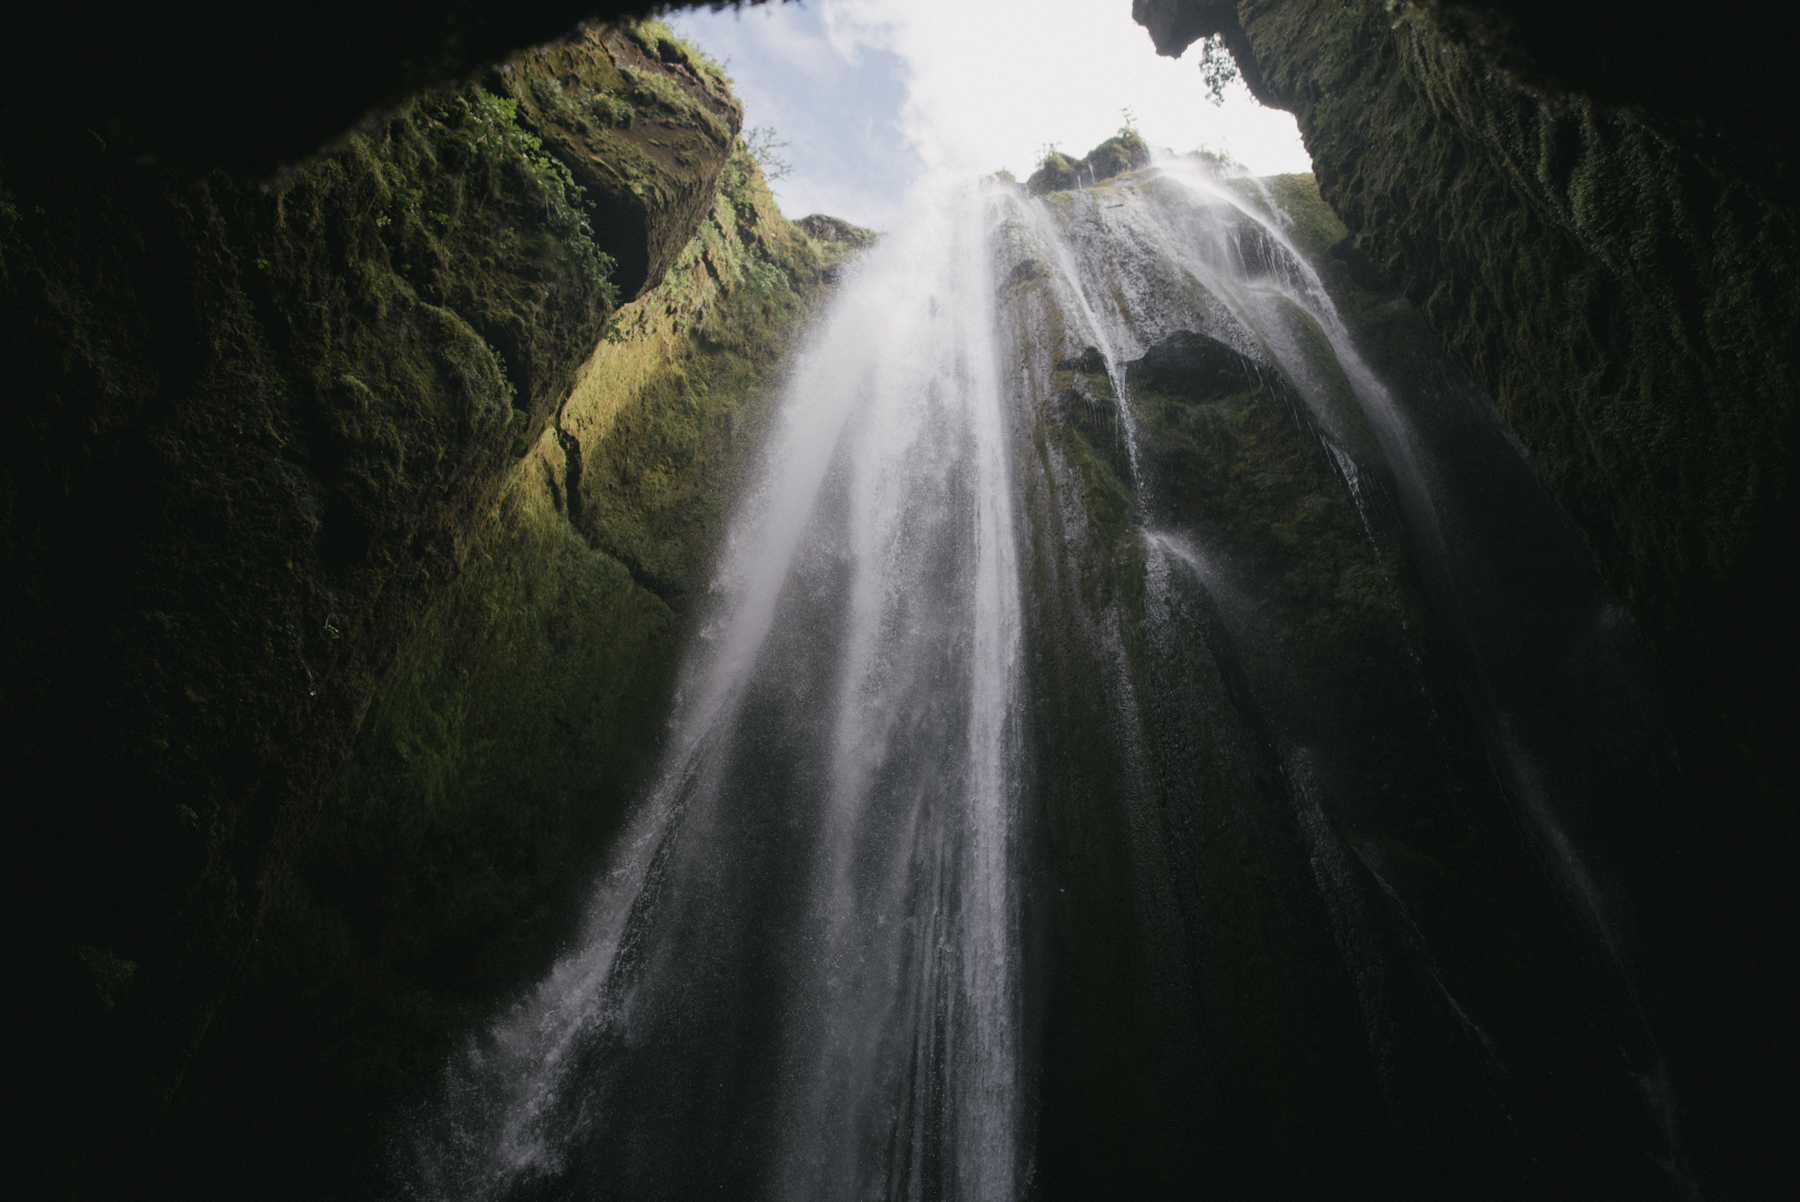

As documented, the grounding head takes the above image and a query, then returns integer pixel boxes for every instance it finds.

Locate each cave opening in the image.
[1,3,1794,1200]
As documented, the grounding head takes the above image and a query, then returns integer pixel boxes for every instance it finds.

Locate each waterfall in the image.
[405,154,1703,1202]
[405,182,1024,1201]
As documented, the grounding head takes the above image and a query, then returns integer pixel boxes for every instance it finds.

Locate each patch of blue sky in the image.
[670,3,919,227]
[668,0,1313,231]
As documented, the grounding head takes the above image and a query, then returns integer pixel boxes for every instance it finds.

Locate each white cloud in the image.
[671,0,1311,228]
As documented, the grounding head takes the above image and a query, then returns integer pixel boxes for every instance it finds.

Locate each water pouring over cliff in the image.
[407,152,1705,1201]
[406,183,1024,1201]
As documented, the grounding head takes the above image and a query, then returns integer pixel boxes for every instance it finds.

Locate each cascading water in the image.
[990,155,1703,1198]
[406,183,1024,1201]
[406,153,1706,1202]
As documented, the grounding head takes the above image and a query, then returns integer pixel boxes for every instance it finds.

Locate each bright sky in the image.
[667,0,1313,230]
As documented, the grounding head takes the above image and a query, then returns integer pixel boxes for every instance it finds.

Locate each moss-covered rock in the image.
[795,212,877,247]
[1082,129,1152,182]
[0,21,794,1196]
[794,212,878,278]
[1239,3,1800,765]
[998,160,1703,1198]
[1138,0,1800,799]
[153,136,836,1198]
[506,20,743,299]
[1027,150,1084,196]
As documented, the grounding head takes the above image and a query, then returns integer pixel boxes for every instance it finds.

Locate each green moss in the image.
[1125,329,1425,723]
[1014,328,1405,1199]
[1028,151,1084,196]
[587,92,636,129]
[1007,166,1641,1192]
[1083,129,1151,181]
[1250,172,1344,263]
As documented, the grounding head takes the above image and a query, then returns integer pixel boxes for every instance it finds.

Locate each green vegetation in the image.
[1198,33,1242,105]
[744,125,794,182]
[439,87,621,301]
[0,17,780,1196]
[1028,128,1150,195]
[1028,150,1084,195]
[588,91,636,128]
[627,16,735,93]
[1006,164,1642,1196]
[1009,307,1404,1202]
[1127,330,1423,711]
[612,56,735,144]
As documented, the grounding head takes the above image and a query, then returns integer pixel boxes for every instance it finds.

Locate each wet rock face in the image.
[1133,9,1800,777]
[1126,328,1259,397]
[1000,184,1685,1196]
[1132,3,1800,1193]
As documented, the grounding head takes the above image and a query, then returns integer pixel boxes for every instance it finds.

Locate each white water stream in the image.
[407,183,1023,1201]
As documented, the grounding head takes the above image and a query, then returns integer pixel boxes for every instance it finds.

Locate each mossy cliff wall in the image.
[0,19,857,1196]
[1136,4,1800,1191]
[1142,0,1799,783]
[998,160,1697,1197]
[165,136,860,1202]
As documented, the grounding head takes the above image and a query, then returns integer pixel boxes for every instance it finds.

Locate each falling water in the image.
[405,153,1702,1201]
[406,182,1023,1202]
[991,154,1702,1196]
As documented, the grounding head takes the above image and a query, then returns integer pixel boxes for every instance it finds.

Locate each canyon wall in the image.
[1132,3,1799,1193]
[0,20,861,1196]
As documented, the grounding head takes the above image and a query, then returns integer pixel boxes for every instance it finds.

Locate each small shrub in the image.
[587,93,635,128]
[445,88,621,304]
